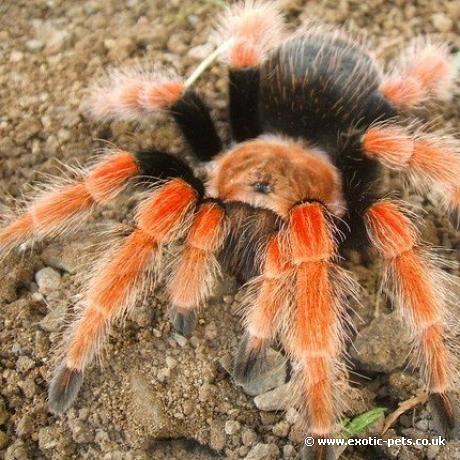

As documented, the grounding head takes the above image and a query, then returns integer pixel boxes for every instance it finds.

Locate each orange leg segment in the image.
[48,179,198,414]
[234,232,292,382]
[379,41,455,109]
[167,200,227,336]
[288,202,347,443]
[362,125,460,220]
[0,151,138,251]
[365,201,457,437]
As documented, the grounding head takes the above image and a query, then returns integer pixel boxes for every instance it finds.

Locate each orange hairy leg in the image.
[234,233,293,381]
[362,125,460,225]
[167,200,228,337]
[365,201,458,439]
[379,41,456,109]
[287,202,350,460]
[0,151,138,251]
[48,179,199,414]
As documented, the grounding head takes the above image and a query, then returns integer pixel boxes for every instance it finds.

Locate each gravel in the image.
[0,0,459,459]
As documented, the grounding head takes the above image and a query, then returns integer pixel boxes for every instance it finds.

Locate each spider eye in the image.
[253,181,272,194]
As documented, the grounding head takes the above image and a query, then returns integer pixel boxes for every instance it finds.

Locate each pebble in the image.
[25,39,45,52]
[431,13,453,32]
[35,267,61,294]
[0,430,8,449]
[68,420,94,444]
[225,420,241,435]
[5,440,30,460]
[351,312,411,373]
[165,356,177,369]
[14,119,41,144]
[38,427,59,450]
[244,443,280,460]
[172,333,188,347]
[253,383,291,412]
[283,444,296,459]
[0,398,8,425]
[241,428,258,446]
[187,43,215,61]
[39,303,67,332]
[240,348,287,396]
[204,321,218,341]
[15,356,35,373]
[272,421,290,437]
[16,414,33,437]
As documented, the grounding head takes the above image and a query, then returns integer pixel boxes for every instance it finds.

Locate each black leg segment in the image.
[229,68,262,142]
[134,150,205,197]
[169,90,223,162]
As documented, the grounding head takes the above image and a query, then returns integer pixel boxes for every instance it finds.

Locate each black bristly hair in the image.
[134,149,205,198]
[170,90,223,162]
[229,68,262,142]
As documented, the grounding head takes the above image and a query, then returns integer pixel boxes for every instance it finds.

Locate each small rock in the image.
[241,428,258,446]
[210,421,226,450]
[239,348,287,396]
[0,398,9,424]
[225,420,241,435]
[172,333,188,347]
[165,357,177,369]
[14,119,41,143]
[245,443,279,460]
[0,430,8,449]
[39,303,68,332]
[432,13,453,32]
[352,312,411,373]
[388,371,419,400]
[38,427,59,450]
[426,444,441,460]
[129,372,167,434]
[254,383,291,412]
[16,414,33,438]
[26,39,45,52]
[68,420,94,444]
[35,267,61,293]
[272,421,290,437]
[10,51,23,62]
[187,43,214,61]
[283,444,296,459]
[5,440,30,460]
[204,321,218,341]
[16,356,35,373]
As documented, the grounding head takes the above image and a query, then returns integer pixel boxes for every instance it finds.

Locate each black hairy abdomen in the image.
[259,35,397,248]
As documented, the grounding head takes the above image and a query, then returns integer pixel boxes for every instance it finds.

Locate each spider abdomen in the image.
[260,34,396,152]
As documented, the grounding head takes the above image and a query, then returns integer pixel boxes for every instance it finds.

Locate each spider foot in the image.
[429,392,460,441]
[169,307,196,338]
[300,443,336,460]
[233,331,267,384]
[48,363,84,415]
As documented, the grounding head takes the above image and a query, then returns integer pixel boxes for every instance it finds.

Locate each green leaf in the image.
[340,407,386,439]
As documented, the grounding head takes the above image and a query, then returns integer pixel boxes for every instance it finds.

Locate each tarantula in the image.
[1,1,460,459]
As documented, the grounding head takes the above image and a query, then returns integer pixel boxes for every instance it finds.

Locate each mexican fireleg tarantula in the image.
[2,2,460,458]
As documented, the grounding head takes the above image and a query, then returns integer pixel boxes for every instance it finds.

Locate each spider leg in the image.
[364,200,459,439]
[85,70,222,161]
[215,0,285,141]
[361,124,460,227]
[233,233,292,382]
[0,150,202,252]
[167,199,228,337]
[379,39,457,110]
[48,178,201,414]
[287,202,352,460]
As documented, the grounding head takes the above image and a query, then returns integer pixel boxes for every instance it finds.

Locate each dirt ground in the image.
[1,0,460,459]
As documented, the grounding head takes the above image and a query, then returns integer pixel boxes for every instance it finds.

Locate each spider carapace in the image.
[1,2,459,459]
